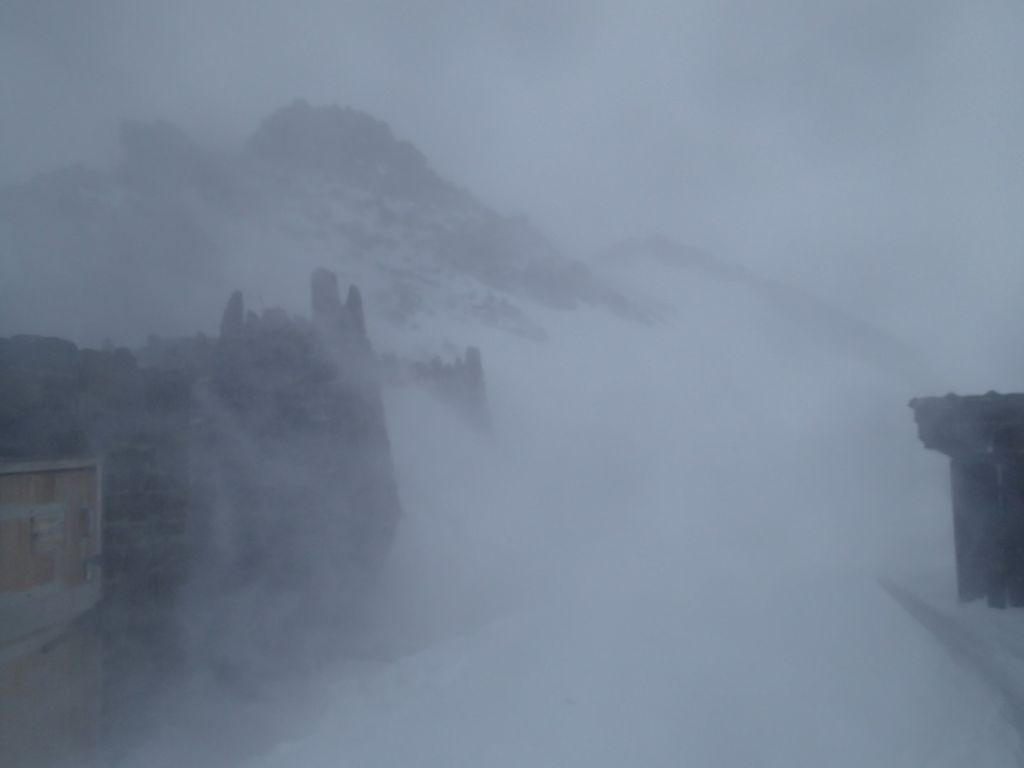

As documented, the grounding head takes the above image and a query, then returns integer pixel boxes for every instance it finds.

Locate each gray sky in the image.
[3,0,1023,353]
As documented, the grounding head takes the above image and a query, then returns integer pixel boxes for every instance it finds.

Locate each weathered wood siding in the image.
[0,462,100,592]
[0,459,102,768]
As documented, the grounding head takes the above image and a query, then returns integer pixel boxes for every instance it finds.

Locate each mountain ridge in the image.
[0,100,637,352]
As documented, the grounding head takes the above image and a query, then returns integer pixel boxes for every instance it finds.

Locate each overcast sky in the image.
[3,0,1023,349]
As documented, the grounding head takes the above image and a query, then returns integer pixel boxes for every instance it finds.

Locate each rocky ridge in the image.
[0,100,637,353]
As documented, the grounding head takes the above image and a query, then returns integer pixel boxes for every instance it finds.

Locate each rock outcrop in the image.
[0,101,640,348]
[0,270,402,750]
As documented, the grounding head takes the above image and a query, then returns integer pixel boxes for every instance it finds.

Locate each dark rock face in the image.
[187,273,400,671]
[417,348,490,433]
[0,271,401,748]
[245,99,448,199]
[377,344,491,434]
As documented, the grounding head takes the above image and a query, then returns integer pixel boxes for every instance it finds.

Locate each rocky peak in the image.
[245,100,447,197]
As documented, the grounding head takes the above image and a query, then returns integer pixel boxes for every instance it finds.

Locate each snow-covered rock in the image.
[0,100,636,355]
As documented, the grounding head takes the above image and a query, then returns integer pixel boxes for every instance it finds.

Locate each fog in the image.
[3,1,1024,766]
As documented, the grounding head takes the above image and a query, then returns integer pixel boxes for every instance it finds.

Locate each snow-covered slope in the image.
[124,256,1018,766]
[251,577,1010,768]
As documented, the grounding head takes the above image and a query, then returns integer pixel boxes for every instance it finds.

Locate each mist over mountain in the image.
[0,100,635,352]
[1,96,923,388]
[597,235,924,380]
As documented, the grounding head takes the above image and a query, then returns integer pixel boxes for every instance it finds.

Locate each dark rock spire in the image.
[220,291,245,338]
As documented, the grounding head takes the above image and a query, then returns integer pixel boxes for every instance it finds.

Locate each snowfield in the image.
[250,577,1015,768]
[227,267,1024,768]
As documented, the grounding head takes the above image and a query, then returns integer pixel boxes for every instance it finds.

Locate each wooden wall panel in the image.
[0,463,99,592]
[0,520,33,590]
[0,461,102,766]
[54,470,98,588]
